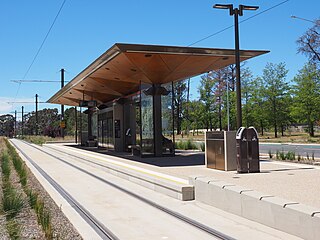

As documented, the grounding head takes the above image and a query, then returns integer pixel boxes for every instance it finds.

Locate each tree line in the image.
[174,61,320,138]
[174,18,320,138]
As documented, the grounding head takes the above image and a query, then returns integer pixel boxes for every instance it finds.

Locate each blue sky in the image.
[0,0,319,117]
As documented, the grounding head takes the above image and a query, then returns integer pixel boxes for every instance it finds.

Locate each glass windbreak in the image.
[132,94,141,148]
[97,110,114,149]
[161,83,174,155]
[140,84,154,155]
[92,111,98,139]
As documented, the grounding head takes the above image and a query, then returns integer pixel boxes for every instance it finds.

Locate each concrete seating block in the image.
[283,204,320,240]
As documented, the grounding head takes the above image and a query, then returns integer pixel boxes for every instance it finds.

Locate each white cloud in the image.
[0,97,34,115]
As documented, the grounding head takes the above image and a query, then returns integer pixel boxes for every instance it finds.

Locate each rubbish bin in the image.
[205,131,237,171]
[236,127,260,173]
[247,127,260,173]
[236,127,248,173]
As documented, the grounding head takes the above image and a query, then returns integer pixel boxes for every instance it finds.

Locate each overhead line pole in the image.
[61,68,65,139]
[21,106,24,137]
[35,94,39,135]
[14,110,17,137]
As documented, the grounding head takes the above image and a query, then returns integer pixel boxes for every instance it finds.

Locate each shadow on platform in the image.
[65,145,205,167]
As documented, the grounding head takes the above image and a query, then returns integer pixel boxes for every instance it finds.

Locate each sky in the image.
[0,0,319,118]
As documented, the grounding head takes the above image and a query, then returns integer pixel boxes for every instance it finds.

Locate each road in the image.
[260,143,320,159]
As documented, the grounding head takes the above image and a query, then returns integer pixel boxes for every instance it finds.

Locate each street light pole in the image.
[233,7,242,129]
[213,4,259,129]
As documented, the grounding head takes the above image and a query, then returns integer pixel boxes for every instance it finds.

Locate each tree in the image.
[198,73,216,130]
[249,77,268,135]
[297,18,320,64]
[0,114,14,137]
[241,67,254,127]
[291,62,320,137]
[64,107,77,136]
[210,69,226,130]
[261,62,289,138]
[24,108,60,137]
[173,80,187,135]
[186,100,205,135]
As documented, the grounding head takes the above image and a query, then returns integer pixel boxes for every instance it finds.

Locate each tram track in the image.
[10,140,119,240]
[11,139,236,240]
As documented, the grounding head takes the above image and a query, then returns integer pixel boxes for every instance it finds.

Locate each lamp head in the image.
[239,5,259,16]
[213,4,234,15]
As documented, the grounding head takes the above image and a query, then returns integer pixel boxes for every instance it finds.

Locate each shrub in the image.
[285,151,295,161]
[279,151,286,160]
[1,152,11,180]
[5,139,28,187]
[36,200,53,239]
[6,219,21,239]
[27,190,38,209]
[2,184,25,220]
[268,150,273,159]
[199,142,205,152]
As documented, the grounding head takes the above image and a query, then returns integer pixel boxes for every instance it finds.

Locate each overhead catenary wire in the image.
[22,0,67,80]
[11,80,69,83]
[13,0,67,105]
[188,0,290,47]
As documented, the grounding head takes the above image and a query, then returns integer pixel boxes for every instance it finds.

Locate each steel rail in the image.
[14,140,236,240]
[10,140,119,240]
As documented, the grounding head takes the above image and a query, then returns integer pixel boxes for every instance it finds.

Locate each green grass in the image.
[200,142,205,152]
[19,135,47,145]
[175,139,198,150]
[5,139,28,187]
[3,139,54,238]
[6,219,21,240]
[285,151,296,161]
[275,150,296,161]
[1,152,11,181]
[32,194,53,239]
[2,182,25,220]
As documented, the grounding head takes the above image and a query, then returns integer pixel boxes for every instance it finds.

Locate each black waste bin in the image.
[247,127,260,173]
[236,127,249,173]
[236,127,260,173]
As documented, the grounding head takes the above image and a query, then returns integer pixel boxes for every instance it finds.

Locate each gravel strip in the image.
[25,162,82,239]
[9,159,45,239]
[0,142,10,240]
[2,138,82,240]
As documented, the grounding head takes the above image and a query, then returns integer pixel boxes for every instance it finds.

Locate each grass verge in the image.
[1,151,23,238]
[4,138,54,239]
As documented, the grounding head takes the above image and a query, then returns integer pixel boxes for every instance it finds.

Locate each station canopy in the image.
[48,43,269,106]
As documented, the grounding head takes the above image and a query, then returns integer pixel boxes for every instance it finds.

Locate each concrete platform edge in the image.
[77,155,194,201]
[189,175,320,240]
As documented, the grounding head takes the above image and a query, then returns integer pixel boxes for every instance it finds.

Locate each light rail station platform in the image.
[44,142,320,240]
[12,139,305,240]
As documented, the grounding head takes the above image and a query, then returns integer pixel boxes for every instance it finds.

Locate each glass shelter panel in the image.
[140,84,154,156]
[161,83,174,155]
[92,111,98,139]
[98,110,114,150]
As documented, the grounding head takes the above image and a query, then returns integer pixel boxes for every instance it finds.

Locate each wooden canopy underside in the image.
[48,43,269,106]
